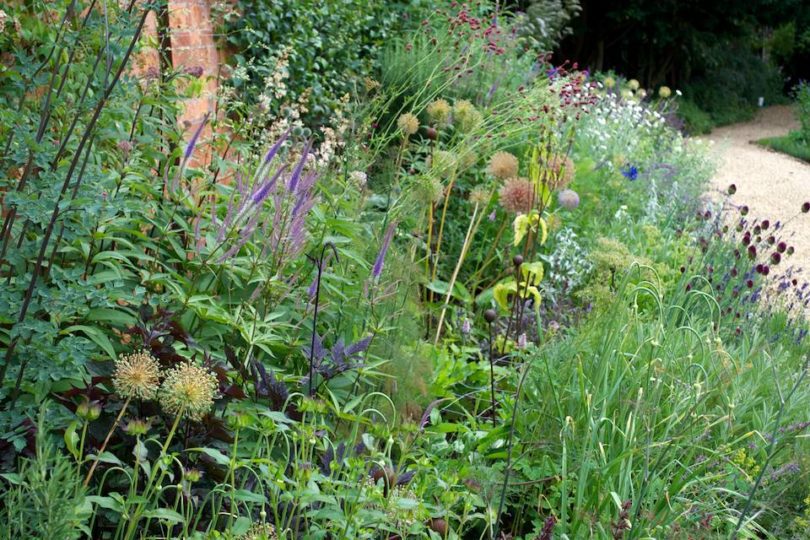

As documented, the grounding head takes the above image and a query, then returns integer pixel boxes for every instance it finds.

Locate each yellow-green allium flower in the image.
[159,361,219,421]
[397,113,420,136]
[658,86,672,98]
[453,99,482,133]
[487,151,519,180]
[627,79,640,90]
[426,98,451,125]
[113,351,161,400]
[604,76,616,88]
[429,149,457,176]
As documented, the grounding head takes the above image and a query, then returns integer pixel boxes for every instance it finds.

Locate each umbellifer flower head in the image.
[159,361,219,421]
[499,177,535,214]
[426,98,451,125]
[545,154,575,190]
[397,113,420,136]
[488,151,519,179]
[113,351,161,400]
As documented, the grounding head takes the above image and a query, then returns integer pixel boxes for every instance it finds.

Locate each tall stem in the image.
[84,396,132,487]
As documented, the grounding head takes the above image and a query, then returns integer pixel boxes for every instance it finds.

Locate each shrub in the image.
[225,0,428,128]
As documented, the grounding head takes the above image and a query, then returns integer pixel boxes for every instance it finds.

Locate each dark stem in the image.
[307,242,338,396]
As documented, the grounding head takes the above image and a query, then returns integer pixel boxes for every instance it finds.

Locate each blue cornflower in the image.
[621,165,639,181]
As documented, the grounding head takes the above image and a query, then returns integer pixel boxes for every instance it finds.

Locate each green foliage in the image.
[0,412,89,539]
[676,98,714,134]
[225,0,429,127]
[759,133,810,163]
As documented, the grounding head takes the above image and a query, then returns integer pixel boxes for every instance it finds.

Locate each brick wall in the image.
[135,0,222,165]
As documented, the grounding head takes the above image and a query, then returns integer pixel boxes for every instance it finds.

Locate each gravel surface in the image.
[700,106,810,307]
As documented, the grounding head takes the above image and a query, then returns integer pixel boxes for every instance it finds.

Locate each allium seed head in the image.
[397,113,420,136]
[487,151,519,179]
[159,361,219,421]
[498,177,535,214]
[468,187,490,205]
[113,351,161,400]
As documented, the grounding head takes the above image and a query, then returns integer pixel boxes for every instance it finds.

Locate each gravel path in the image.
[701,106,810,299]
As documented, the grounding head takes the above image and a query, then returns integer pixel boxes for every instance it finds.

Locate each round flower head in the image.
[488,151,519,180]
[416,175,444,205]
[429,149,457,176]
[397,113,419,136]
[499,177,535,214]
[620,88,633,99]
[636,88,647,100]
[658,86,672,99]
[558,189,580,210]
[159,361,219,421]
[459,148,478,170]
[603,76,616,88]
[426,98,451,125]
[628,79,640,91]
[468,187,490,205]
[113,351,161,400]
[545,154,575,190]
[453,99,482,133]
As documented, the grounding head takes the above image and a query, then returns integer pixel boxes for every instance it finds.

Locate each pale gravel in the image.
[700,106,810,295]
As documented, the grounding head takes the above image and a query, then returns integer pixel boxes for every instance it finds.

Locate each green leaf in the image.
[60,325,117,361]
[191,447,230,466]
[143,508,185,524]
[232,489,266,503]
[64,421,80,459]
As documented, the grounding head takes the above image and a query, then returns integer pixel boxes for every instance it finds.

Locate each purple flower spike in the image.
[288,141,312,193]
[263,130,289,164]
[184,112,209,160]
[250,164,288,206]
[372,222,397,280]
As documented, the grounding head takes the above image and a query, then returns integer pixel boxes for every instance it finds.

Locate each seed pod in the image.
[484,309,497,323]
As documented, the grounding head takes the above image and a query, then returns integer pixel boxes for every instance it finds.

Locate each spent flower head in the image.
[159,361,219,421]
[488,151,519,180]
[499,177,535,214]
[397,113,420,136]
[113,351,161,400]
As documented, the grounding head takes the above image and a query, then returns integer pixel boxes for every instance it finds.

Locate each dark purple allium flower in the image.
[771,252,781,265]
[748,245,757,259]
[740,205,749,216]
[621,164,639,181]
[761,219,770,229]
[727,184,737,195]
[777,241,787,253]
[802,202,810,213]
[371,221,397,280]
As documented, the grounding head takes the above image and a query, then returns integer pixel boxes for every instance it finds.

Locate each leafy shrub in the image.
[682,42,786,127]
[225,0,429,128]
[795,80,810,140]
